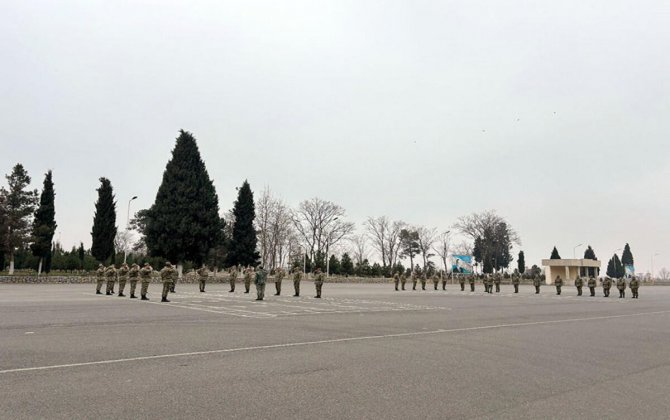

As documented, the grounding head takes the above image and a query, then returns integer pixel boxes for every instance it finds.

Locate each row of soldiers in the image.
[391,272,641,298]
[95,263,327,302]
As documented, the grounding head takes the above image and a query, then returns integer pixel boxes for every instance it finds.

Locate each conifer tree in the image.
[517,250,525,274]
[550,246,561,259]
[583,245,597,276]
[226,180,259,267]
[91,177,117,263]
[0,164,38,274]
[621,243,634,267]
[30,170,57,275]
[144,130,223,269]
[341,253,354,275]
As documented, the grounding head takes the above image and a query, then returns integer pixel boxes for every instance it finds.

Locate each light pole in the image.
[123,196,138,264]
[651,252,660,283]
[573,243,583,259]
[326,217,338,278]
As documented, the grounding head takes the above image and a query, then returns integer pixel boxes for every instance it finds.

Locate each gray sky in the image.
[1,1,668,273]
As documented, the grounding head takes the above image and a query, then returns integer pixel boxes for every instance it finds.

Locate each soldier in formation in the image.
[512,274,520,293]
[228,266,238,292]
[441,273,448,290]
[400,271,407,290]
[128,263,140,299]
[411,271,418,291]
[393,271,400,291]
[105,264,117,295]
[616,277,626,298]
[140,262,153,300]
[169,265,178,293]
[630,277,640,298]
[468,275,475,292]
[160,262,177,302]
[587,276,596,297]
[274,267,285,296]
[432,272,440,290]
[292,266,302,297]
[117,262,129,297]
[243,267,253,294]
[95,264,105,294]
[486,276,493,294]
[314,267,324,298]
[255,265,267,301]
[494,274,501,293]
[554,275,563,295]
[602,277,612,297]
[459,275,465,291]
[533,275,541,294]
[196,265,209,293]
[420,272,427,291]
[574,276,584,296]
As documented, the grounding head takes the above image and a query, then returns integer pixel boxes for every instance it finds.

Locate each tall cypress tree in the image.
[226,180,258,267]
[583,245,597,276]
[621,243,634,267]
[91,177,117,263]
[30,170,57,275]
[550,246,561,259]
[517,250,525,274]
[145,130,223,267]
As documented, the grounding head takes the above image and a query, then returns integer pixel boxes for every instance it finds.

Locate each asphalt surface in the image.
[1,282,669,419]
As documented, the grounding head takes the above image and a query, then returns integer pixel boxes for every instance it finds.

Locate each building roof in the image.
[541,259,601,268]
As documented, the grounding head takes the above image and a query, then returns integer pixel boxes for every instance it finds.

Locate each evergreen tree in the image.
[328,254,341,275]
[226,180,258,267]
[145,130,223,267]
[341,252,354,275]
[583,245,597,276]
[0,164,38,274]
[517,250,525,274]
[473,237,483,263]
[621,243,634,266]
[550,246,561,259]
[399,229,420,271]
[77,242,85,269]
[607,254,624,278]
[30,171,57,275]
[91,177,117,263]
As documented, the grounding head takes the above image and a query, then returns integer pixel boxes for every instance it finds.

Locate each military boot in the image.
[130,294,137,299]
[141,295,149,301]
[161,297,170,303]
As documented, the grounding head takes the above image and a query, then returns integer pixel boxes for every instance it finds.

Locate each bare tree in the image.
[432,230,451,274]
[256,188,273,268]
[416,226,437,271]
[453,209,520,245]
[452,240,473,256]
[291,197,355,262]
[658,267,670,282]
[256,188,295,270]
[364,217,404,268]
[349,233,370,266]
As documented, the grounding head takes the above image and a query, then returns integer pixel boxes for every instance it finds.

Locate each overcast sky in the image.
[1,1,668,273]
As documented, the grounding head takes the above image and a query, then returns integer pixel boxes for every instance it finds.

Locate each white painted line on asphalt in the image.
[2,309,669,375]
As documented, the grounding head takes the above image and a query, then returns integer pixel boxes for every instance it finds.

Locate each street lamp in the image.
[573,243,583,259]
[123,196,138,264]
[326,217,338,278]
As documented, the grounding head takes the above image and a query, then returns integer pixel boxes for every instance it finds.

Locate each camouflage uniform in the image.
[432,273,440,290]
[420,273,427,291]
[554,276,563,295]
[292,268,302,297]
[459,275,465,291]
[117,263,129,297]
[411,272,418,291]
[255,266,268,300]
[442,273,448,290]
[574,276,584,296]
[140,263,153,300]
[128,263,140,298]
[400,272,407,290]
[587,276,596,297]
[616,278,626,298]
[314,268,325,298]
[486,276,493,294]
[630,277,639,299]
[494,275,501,293]
[228,266,238,292]
[243,267,253,294]
[469,275,475,292]
[160,262,177,302]
[602,277,612,297]
[197,265,208,292]
[274,268,285,296]
[169,265,178,293]
[105,265,117,295]
[533,276,541,294]
[393,272,400,291]
[512,275,520,293]
[95,264,105,294]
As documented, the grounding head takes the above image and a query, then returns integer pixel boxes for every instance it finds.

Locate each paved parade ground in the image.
[1,282,669,419]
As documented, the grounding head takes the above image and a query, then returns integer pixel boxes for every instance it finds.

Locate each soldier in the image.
[574,276,584,296]
[468,275,475,292]
[442,272,448,290]
[95,264,105,294]
[458,275,465,291]
[494,274,501,293]
[243,267,253,294]
[128,263,140,299]
[255,265,267,300]
[160,262,177,302]
[169,265,178,293]
[274,267,285,296]
[228,266,238,293]
[483,275,490,293]
[411,271,418,291]
[420,272,427,291]
[314,267,325,298]
[630,276,640,299]
[196,265,209,293]
[587,276,596,297]
[616,277,626,298]
[139,262,153,300]
[554,275,563,295]
[432,272,440,290]
[400,271,407,291]
[117,262,129,297]
[533,275,541,294]
[393,271,400,291]
[292,266,302,297]
[512,274,520,293]
[602,277,612,297]
[105,264,117,295]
